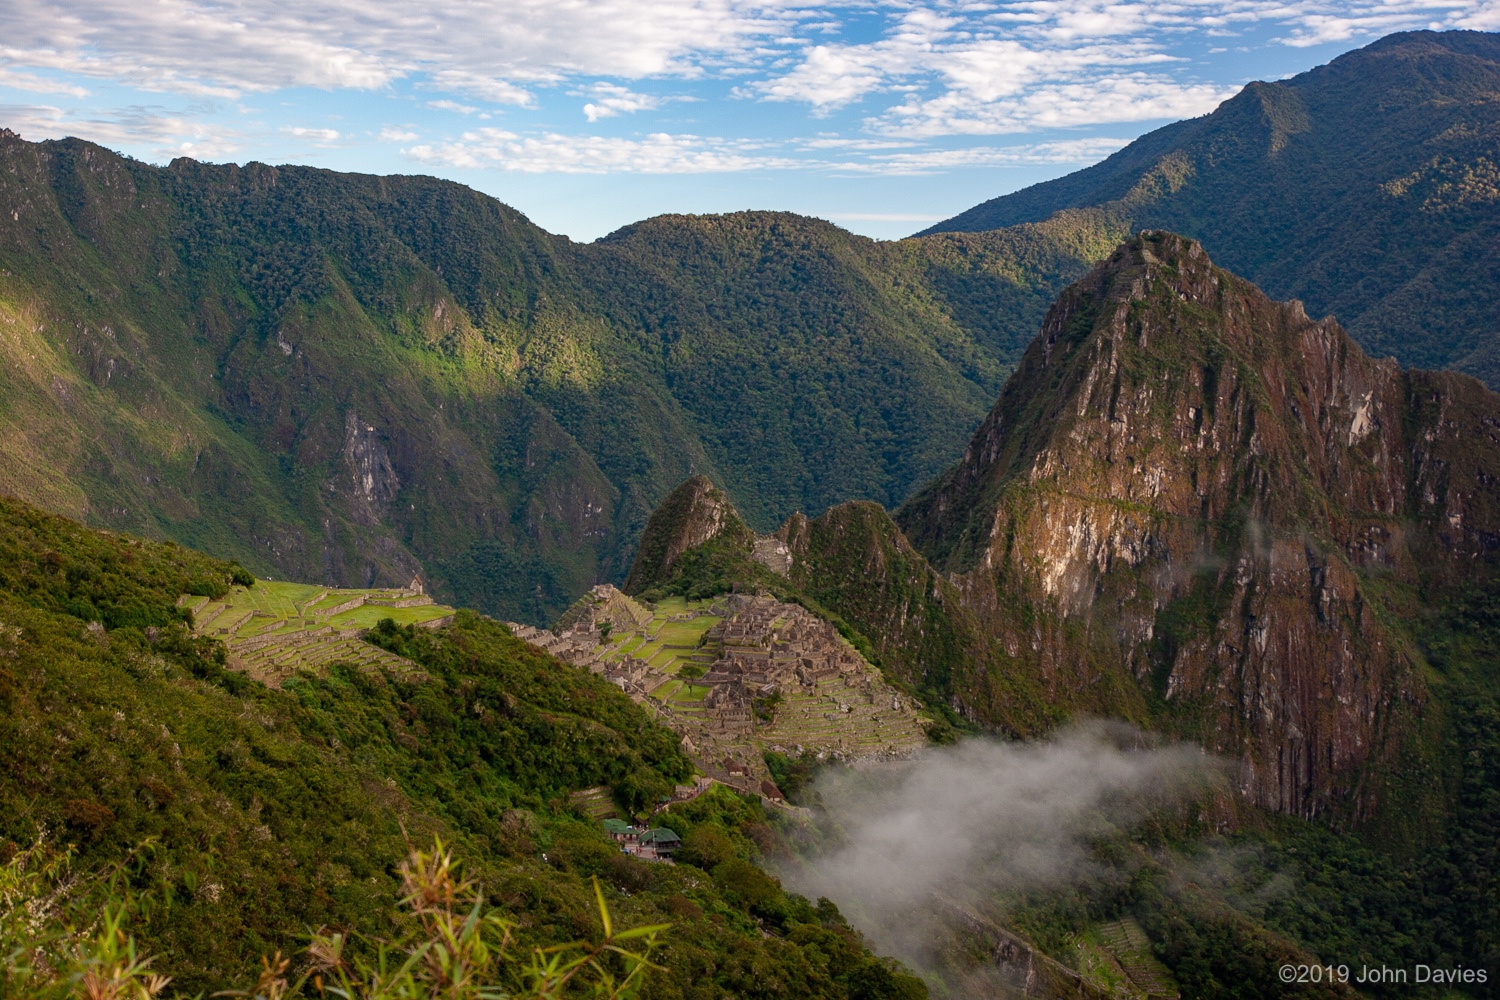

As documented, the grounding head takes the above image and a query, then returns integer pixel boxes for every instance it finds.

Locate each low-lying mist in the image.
[778,722,1222,976]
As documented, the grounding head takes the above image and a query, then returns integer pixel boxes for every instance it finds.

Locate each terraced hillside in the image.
[0,493,933,1000]
[510,588,928,791]
[182,579,454,686]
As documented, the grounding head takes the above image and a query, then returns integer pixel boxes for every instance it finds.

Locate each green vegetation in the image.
[0,495,924,998]
[1,836,669,1000]
[922,30,1500,388]
[188,579,456,684]
[0,130,1099,625]
[618,234,1500,994]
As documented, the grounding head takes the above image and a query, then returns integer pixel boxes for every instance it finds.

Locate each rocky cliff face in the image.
[898,231,1500,817]
[622,232,1500,820]
[623,475,753,593]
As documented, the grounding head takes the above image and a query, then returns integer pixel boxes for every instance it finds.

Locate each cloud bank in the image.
[780,724,1221,972]
[1,0,1491,173]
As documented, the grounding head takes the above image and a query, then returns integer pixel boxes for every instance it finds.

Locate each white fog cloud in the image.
[780,725,1222,973]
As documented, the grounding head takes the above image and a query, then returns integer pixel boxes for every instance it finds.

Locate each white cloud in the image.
[424,72,536,107]
[881,74,1237,137]
[1,102,245,158]
[577,83,664,122]
[0,0,1486,182]
[1276,0,1477,46]
[283,126,341,142]
[756,0,1480,135]
[0,0,810,100]
[855,137,1135,172]
[400,128,1134,177]
[427,99,481,115]
[1452,0,1500,29]
[407,129,801,173]
[0,68,89,97]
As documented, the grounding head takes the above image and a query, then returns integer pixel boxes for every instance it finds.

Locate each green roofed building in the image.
[602,818,635,841]
[640,828,681,853]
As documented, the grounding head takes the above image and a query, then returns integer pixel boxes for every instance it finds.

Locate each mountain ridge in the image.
[631,231,1500,827]
[0,129,1097,622]
[921,29,1500,388]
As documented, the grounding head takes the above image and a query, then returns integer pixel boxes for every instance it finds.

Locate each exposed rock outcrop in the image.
[625,233,1500,823]
[624,475,753,593]
[898,231,1500,818]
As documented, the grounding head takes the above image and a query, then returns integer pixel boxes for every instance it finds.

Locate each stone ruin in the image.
[507,586,926,798]
[699,594,863,696]
[505,583,650,675]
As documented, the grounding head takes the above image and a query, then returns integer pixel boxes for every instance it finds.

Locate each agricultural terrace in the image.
[179,580,454,686]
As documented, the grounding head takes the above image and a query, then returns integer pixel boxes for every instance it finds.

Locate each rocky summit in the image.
[636,231,1500,825]
[895,230,1500,817]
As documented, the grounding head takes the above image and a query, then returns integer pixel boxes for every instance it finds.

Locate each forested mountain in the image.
[6,31,1496,626]
[0,129,1098,623]
[627,234,1500,992]
[0,494,926,998]
[636,230,1500,819]
[923,30,1500,387]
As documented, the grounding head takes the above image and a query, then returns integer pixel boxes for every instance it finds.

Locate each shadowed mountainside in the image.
[0,129,1099,623]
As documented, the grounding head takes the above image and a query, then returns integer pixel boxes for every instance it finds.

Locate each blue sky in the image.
[2,0,1495,241]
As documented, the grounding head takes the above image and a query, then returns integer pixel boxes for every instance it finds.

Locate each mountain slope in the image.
[897,230,1500,819]
[921,30,1500,387]
[619,234,1500,993]
[0,130,1099,623]
[0,494,927,998]
[632,232,1500,826]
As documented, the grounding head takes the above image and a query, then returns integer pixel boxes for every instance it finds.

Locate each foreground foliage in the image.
[0,497,925,999]
[2,836,667,1000]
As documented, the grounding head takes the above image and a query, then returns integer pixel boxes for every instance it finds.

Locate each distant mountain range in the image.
[924,30,1500,388]
[0,134,1098,622]
[3,28,1498,632]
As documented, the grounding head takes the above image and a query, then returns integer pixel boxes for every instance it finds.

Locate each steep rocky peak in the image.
[883,232,1500,817]
[900,230,1416,575]
[623,475,751,593]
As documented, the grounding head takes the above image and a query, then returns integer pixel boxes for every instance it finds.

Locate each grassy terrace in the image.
[599,596,721,677]
[583,593,928,775]
[181,580,455,685]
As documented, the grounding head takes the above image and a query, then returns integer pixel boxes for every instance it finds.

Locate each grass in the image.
[188,580,454,684]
